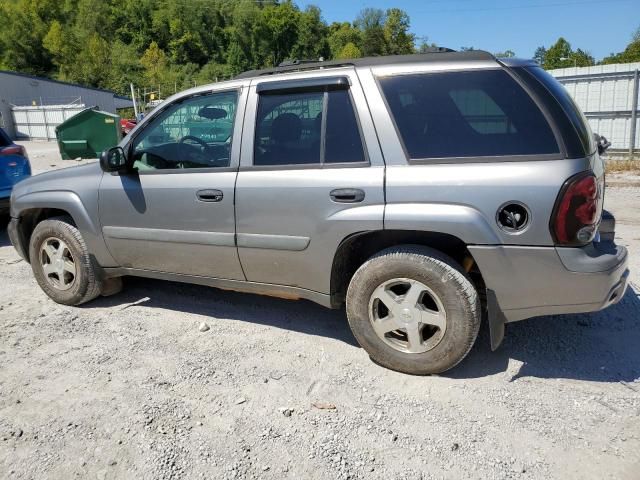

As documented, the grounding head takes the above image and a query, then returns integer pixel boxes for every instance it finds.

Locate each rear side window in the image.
[325,90,366,163]
[378,69,560,160]
[254,88,366,166]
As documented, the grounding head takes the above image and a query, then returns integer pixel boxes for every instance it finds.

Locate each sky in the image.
[296,0,640,60]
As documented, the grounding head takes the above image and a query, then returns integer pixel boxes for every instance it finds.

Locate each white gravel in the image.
[0,142,639,479]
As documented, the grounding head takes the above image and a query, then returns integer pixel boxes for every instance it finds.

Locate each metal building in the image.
[0,70,132,140]
[549,62,640,154]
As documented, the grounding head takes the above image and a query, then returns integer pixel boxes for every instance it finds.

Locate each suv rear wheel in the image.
[346,245,480,374]
[29,217,104,306]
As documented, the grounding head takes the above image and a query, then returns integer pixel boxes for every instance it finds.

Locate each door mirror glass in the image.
[100,146,127,172]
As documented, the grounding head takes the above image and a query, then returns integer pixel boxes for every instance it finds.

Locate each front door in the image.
[99,87,246,280]
[235,73,385,295]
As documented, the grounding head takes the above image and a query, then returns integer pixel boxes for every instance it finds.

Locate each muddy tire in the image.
[346,245,480,375]
[29,216,104,306]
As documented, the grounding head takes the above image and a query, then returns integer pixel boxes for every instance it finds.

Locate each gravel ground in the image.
[1,142,639,480]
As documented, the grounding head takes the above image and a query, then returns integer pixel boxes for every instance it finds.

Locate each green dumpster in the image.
[56,108,121,159]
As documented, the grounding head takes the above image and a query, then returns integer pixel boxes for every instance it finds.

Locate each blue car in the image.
[1,128,31,216]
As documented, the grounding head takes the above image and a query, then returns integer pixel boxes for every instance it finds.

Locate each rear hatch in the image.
[506,63,605,245]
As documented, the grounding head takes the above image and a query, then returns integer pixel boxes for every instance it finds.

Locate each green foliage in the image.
[328,22,362,59]
[384,8,416,55]
[495,50,516,58]
[355,8,387,57]
[534,37,595,69]
[601,26,640,64]
[0,1,420,96]
[336,42,362,60]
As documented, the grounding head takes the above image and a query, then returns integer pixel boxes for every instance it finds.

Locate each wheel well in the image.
[16,208,73,261]
[330,230,486,308]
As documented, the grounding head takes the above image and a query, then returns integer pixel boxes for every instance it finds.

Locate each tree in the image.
[601,26,640,64]
[336,42,362,60]
[141,41,169,88]
[0,0,55,75]
[327,22,362,59]
[355,8,386,56]
[495,50,516,58]
[260,0,300,66]
[417,38,438,53]
[75,34,111,87]
[384,8,415,55]
[541,37,594,69]
[572,48,595,67]
[533,46,547,65]
[292,6,329,61]
[43,20,78,80]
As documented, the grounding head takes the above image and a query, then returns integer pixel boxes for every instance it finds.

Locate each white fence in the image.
[11,104,86,140]
[549,63,640,153]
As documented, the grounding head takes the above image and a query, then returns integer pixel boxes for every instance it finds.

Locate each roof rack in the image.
[234,50,495,80]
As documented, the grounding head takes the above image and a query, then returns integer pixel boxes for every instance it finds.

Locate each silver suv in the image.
[8,51,630,374]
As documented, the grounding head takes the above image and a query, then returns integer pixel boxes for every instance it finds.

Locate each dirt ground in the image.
[1,142,639,480]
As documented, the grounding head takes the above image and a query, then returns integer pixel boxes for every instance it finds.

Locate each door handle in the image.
[196,189,223,202]
[330,188,365,203]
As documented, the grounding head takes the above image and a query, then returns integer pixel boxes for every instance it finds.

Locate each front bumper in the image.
[7,217,28,261]
[469,240,629,324]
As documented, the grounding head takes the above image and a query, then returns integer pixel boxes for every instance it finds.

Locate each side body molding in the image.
[384,203,501,245]
[11,190,117,267]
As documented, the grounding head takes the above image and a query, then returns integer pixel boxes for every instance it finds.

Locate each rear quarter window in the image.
[515,66,596,158]
[378,69,560,160]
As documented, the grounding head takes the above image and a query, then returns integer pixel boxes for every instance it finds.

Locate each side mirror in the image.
[594,133,611,156]
[100,146,128,172]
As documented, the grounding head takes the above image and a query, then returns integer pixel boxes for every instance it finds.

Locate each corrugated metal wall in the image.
[549,63,640,153]
[11,105,86,140]
[0,71,131,140]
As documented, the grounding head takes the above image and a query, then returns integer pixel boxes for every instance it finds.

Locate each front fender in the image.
[10,190,117,267]
[384,203,501,245]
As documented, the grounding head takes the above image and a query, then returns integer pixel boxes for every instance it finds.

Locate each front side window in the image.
[254,88,366,166]
[131,91,238,170]
[378,70,560,160]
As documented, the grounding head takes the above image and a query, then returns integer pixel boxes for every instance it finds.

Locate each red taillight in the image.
[0,145,25,156]
[552,172,601,245]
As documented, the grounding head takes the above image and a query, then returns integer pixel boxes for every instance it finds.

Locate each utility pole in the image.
[130,83,139,119]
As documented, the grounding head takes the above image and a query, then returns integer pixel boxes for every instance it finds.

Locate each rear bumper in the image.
[469,240,629,323]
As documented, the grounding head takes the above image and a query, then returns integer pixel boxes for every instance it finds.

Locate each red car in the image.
[120,118,137,136]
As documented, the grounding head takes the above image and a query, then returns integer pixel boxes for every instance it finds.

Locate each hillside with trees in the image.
[0,0,419,96]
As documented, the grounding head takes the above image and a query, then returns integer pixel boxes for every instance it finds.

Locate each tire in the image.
[28,216,104,306]
[346,245,480,375]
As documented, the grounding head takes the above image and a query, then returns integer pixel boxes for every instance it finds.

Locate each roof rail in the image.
[278,59,325,67]
[234,50,495,80]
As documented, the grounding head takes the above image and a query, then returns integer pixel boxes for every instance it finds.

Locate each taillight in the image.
[551,171,601,245]
[0,145,26,157]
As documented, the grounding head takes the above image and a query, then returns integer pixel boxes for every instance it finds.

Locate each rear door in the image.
[99,86,247,280]
[234,70,385,295]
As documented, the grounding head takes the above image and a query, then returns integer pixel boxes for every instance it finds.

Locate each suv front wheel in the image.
[29,217,104,306]
[346,245,480,375]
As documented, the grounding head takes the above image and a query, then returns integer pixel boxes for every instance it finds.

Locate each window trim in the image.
[125,88,241,175]
[374,68,565,165]
[256,75,350,94]
[248,85,370,170]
